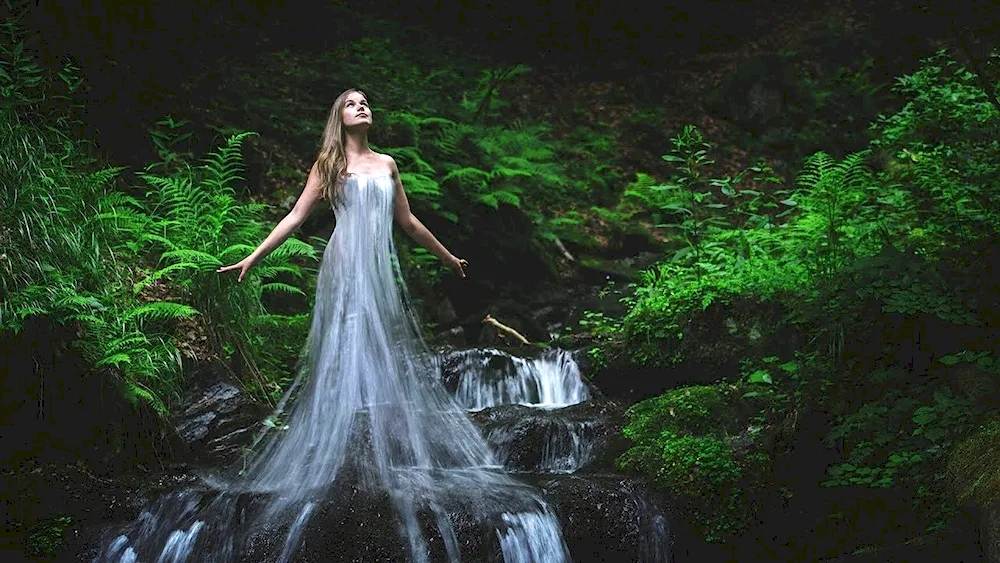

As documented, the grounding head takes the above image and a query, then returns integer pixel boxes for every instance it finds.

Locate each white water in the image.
[94,173,568,562]
[450,348,590,410]
[497,511,570,563]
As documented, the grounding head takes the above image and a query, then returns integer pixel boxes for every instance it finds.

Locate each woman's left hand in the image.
[445,255,469,278]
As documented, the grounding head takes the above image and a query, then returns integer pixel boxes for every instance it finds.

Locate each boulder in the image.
[534,473,673,563]
[171,363,270,465]
[470,400,628,474]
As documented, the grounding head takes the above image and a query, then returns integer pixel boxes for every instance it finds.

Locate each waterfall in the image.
[92,176,572,562]
[448,348,591,410]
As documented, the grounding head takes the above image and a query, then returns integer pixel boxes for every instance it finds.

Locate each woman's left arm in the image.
[389,156,468,278]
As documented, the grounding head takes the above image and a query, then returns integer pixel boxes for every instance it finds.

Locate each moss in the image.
[618,383,780,541]
[947,420,1000,509]
[621,384,734,444]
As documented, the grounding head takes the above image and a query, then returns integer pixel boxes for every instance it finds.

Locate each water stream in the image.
[94,349,601,562]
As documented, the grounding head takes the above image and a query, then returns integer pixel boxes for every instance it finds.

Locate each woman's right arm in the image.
[217,162,324,282]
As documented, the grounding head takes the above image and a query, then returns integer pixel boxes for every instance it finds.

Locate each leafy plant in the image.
[618,382,782,542]
[0,18,185,412]
[137,131,317,401]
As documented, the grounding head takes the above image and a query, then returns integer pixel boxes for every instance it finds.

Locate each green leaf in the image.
[748,369,773,385]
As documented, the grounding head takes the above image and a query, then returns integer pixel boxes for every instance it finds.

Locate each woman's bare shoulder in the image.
[375,152,399,175]
[374,152,396,166]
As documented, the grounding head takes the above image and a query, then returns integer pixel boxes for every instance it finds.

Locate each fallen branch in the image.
[483,314,530,346]
[553,236,575,262]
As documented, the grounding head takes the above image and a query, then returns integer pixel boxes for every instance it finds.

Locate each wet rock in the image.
[241,481,506,563]
[17,462,201,563]
[171,364,270,465]
[818,521,982,562]
[534,473,673,563]
[470,401,629,474]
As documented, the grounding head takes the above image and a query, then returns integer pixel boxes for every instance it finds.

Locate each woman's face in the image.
[341,91,372,130]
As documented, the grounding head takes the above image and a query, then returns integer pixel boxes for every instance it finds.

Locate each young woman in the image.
[211,89,569,561]
[217,88,468,282]
[96,88,569,563]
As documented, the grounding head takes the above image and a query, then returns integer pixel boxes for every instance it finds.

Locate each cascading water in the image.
[92,172,569,562]
[446,348,590,410]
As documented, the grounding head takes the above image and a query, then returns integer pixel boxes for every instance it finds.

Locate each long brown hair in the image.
[315,88,367,207]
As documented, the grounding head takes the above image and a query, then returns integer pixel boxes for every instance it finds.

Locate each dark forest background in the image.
[3,0,1000,560]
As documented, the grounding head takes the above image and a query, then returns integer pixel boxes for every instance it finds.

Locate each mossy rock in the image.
[617,381,792,542]
[578,255,641,283]
[948,420,1000,511]
[621,384,737,443]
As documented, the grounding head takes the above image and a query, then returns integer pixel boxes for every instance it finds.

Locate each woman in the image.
[217,88,468,282]
[209,89,567,561]
[95,88,569,563]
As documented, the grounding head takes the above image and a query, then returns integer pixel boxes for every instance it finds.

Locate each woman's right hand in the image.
[216,255,258,283]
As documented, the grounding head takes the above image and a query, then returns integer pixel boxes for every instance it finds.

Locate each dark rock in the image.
[982,503,1000,563]
[534,473,673,563]
[171,363,270,465]
[818,521,983,562]
[706,52,800,130]
[470,401,628,474]
[241,482,506,563]
[11,462,200,563]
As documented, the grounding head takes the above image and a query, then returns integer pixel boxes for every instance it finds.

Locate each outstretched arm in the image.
[217,161,324,282]
[388,156,468,278]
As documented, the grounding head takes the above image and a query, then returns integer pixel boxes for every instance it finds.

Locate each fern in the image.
[261,282,307,296]
[136,130,318,404]
[442,166,490,190]
[433,122,477,159]
[123,301,199,322]
[382,146,436,176]
[793,150,878,275]
[399,172,443,205]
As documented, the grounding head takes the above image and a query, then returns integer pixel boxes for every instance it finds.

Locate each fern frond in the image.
[382,146,436,175]
[442,167,490,190]
[52,293,105,313]
[97,353,132,367]
[477,190,521,209]
[160,249,223,268]
[255,265,302,278]
[399,172,443,202]
[217,243,258,261]
[139,233,180,252]
[135,262,197,293]
[199,131,257,192]
[261,282,306,296]
[265,238,317,261]
[433,122,476,159]
[123,301,200,322]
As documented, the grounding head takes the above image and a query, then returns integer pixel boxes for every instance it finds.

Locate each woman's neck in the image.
[343,130,371,158]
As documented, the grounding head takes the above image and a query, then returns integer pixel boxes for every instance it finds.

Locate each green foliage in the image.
[618,381,783,542]
[611,126,803,365]
[461,64,533,121]
[25,515,72,557]
[823,384,976,530]
[1,16,313,412]
[0,19,182,412]
[614,48,999,368]
[608,49,999,546]
[869,48,1000,251]
[137,131,317,402]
